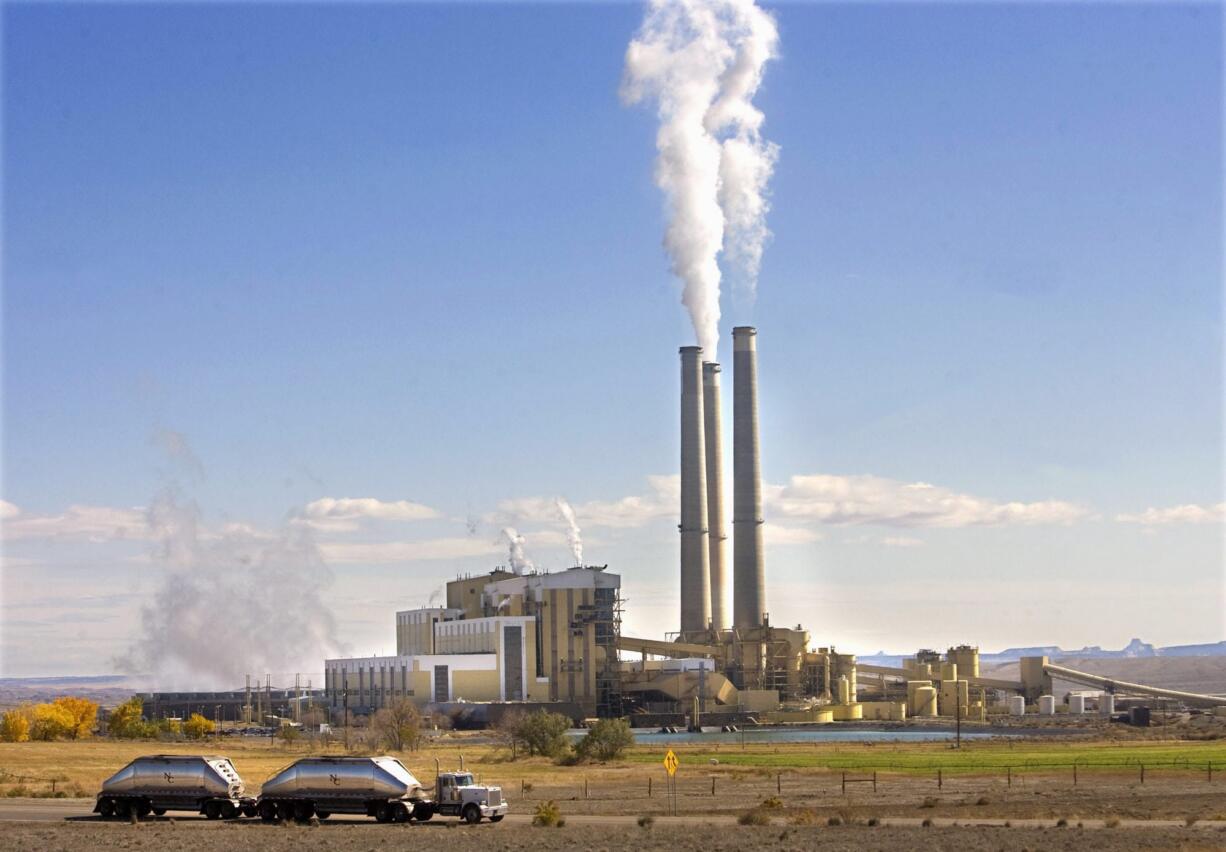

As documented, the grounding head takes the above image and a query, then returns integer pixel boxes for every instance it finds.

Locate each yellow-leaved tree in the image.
[0,709,31,743]
[29,703,75,741]
[108,696,150,739]
[52,697,99,740]
[182,713,215,740]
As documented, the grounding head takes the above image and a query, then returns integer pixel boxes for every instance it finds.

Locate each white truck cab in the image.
[422,760,508,824]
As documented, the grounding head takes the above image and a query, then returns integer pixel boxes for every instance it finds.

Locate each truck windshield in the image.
[455,774,474,786]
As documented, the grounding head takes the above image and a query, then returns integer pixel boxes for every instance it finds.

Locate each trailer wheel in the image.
[152,808,166,817]
[114,799,131,820]
[413,803,434,821]
[242,803,257,818]
[374,803,393,823]
[221,802,238,820]
[315,811,331,820]
[136,801,152,818]
[490,815,504,823]
[462,804,481,824]
[259,801,279,823]
[204,801,222,820]
[294,801,314,822]
[97,798,115,819]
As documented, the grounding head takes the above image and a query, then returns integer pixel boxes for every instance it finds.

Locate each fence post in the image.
[584,777,588,799]
[1209,763,1213,783]
[648,776,652,798]
[872,772,877,793]
[1140,764,1145,785]
[711,776,716,796]
[776,773,781,795]
[1007,767,1011,787]
[842,772,846,794]
[1073,763,1077,786]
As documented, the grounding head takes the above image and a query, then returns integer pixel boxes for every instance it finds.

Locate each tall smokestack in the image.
[702,361,730,632]
[679,346,712,634]
[732,327,766,629]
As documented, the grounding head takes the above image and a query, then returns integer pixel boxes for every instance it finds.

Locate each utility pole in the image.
[342,688,350,750]
[955,694,961,748]
[245,675,251,724]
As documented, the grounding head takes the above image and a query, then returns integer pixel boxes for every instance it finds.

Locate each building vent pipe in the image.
[702,361,729,632]
[732,327,766,629]
[679,346,712,634]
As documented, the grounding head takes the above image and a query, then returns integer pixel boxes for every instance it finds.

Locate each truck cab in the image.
[426,764,507,824]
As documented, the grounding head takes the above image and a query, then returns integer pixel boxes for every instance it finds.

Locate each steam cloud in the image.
[555,497,584,566]
[117,487,341,689]
[500,526,534,574]
[623,0,779,356]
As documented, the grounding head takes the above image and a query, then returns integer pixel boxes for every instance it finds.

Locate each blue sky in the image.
[2,2,1221,681]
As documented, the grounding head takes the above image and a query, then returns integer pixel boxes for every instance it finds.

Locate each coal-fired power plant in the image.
[317,328,1226,728]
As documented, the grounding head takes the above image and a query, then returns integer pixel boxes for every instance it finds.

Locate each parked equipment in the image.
[256,756,429,823]
[93,755,254,820]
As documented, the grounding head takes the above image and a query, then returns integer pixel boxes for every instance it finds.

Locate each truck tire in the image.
[136,801,152,818]
[294,801,314,822]
[204,801,222,820]
[315,811,331,820]
[259,801,279,823]
[490,815,504,823]
[242,803,258,818]
[222,802,238,820]
[114,799,131,820]
[413,803,434,821]
[374,803,393,823]
[97,798,115,819]
[152,808,166,817]
[392,803,410,823]
[463,804,481,824]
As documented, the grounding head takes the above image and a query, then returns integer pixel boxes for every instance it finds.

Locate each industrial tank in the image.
[1099,694,1115,715]
[260,756,424,800]
[1038,695,1056,715]
[100,756,243,799]
[1068,695,1086,715]
[1008,695,1026,716]
[912,686,937,717]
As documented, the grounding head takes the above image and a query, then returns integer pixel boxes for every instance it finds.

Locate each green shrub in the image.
[532,800,562,827]
[576,718,634,762]
[512,712,572,759]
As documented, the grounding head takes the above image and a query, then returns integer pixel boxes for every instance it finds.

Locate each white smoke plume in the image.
[500,526,534,574]
[554,497,583,566]
[623,0,779,355]
[117,486,341,689]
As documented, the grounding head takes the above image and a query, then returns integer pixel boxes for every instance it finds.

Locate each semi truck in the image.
[93,755,254,820]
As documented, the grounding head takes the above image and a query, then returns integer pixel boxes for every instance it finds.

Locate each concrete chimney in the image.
[702,361,730,632]
[679,346,712,634]
[732,327,766,629]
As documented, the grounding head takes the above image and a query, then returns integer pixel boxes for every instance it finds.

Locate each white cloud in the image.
[881,536,924,548]
[0,504,149,542]
[1116,503,1226,525]
[0,500,19,520]
[319,537,500,564]
[763,523,822,545]
[497,475,679,530]
[767,474,1089,528]
[297,497,440,532]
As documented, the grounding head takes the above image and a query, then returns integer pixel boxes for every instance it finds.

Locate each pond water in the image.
[623,727,999,745]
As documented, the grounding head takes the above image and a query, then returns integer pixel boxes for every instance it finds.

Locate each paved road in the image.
[0,799,1221,831]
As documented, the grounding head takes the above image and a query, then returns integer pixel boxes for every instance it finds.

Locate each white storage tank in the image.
[1068,695,1085,715]
[1100,693,1115,715]
[836,675,850,705]
[913,686,938,717]
[1038,695,1055,715]
[1008,695,1026,716]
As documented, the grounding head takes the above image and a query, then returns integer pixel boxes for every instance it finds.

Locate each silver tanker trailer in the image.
[256,756,431,823]
[93,755,254,820]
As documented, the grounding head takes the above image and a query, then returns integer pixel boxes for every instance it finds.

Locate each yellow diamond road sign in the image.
[663,749,678,776]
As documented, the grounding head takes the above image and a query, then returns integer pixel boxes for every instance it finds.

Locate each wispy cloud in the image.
[497,475,679,529]
[881,536,924,548]
[0,503,149,542]
[767,474,1089,528]
[296,497,440,532]
[763,523,822,545]
[319,537,500,564]
[1116,502,1225,526]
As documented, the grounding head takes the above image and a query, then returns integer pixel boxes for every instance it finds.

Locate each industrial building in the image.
[325,325,1226,724]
